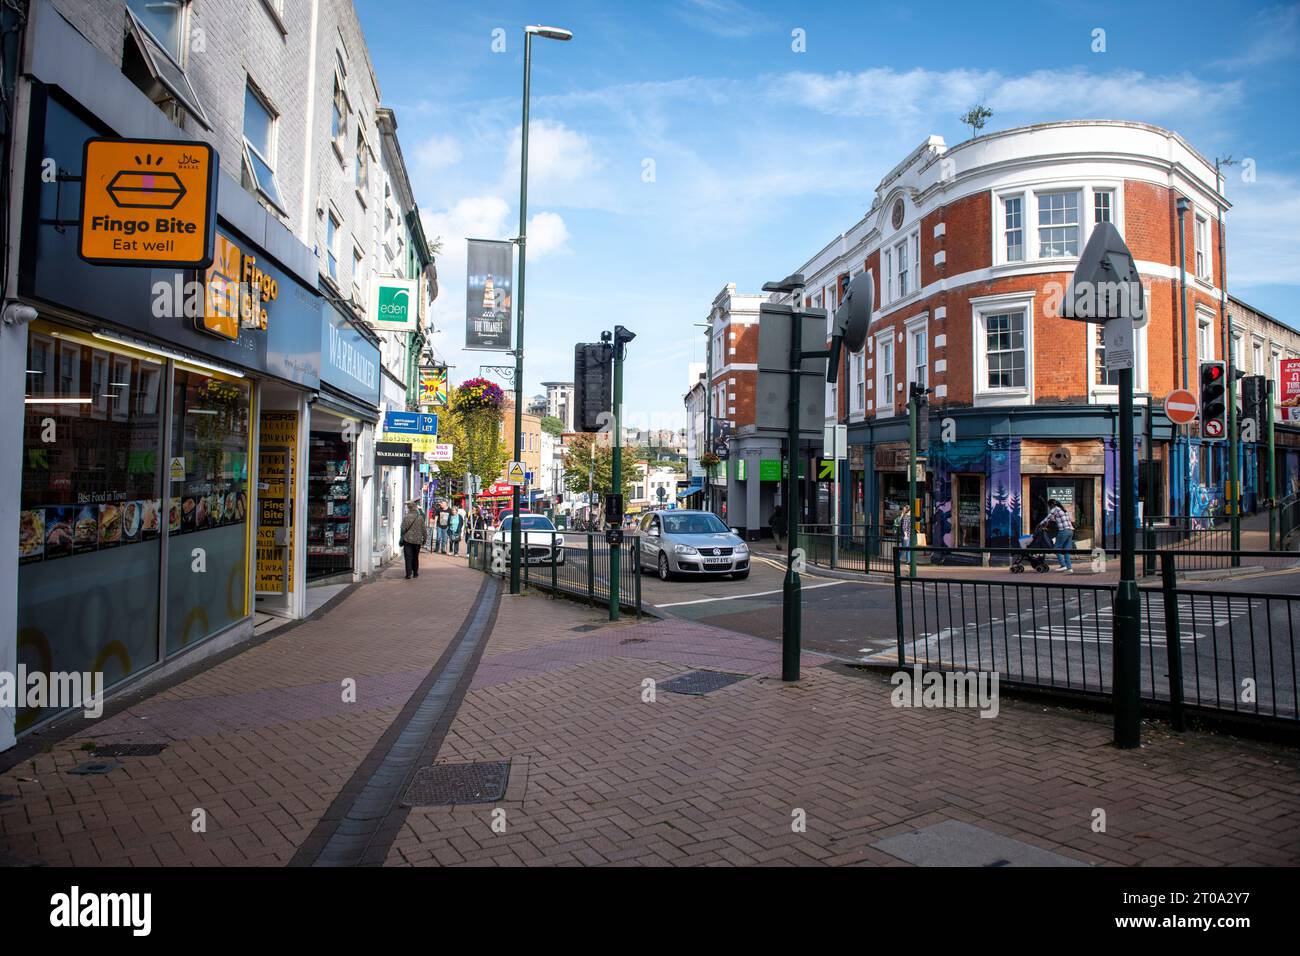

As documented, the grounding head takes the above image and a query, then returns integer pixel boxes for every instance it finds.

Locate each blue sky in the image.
[355,0,1300,426]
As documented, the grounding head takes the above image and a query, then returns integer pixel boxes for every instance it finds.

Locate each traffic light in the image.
[1199,360,1226,440]
[573,342,612,432]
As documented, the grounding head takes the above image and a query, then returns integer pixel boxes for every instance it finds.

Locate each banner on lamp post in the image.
[466,238,513,351]
[418,365,448,407]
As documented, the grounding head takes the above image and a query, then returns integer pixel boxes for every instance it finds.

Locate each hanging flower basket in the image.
[699,451,721,469]
[456,377,505,413]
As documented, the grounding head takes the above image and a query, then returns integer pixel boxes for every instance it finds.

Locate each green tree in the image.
[539,415,564,437]
[440,389,507,497]
[562,433,634,501]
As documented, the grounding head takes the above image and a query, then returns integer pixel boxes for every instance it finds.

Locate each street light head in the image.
[526,24,573,40]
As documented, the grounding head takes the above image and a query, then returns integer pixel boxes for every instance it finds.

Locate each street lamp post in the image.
[510,24,572,596]
[694,321,712,514]
[1176,196,1190,518]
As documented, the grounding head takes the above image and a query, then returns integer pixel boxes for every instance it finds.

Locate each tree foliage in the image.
[539,415,564,437]
[561,433,634,500]
[439,388,508,495]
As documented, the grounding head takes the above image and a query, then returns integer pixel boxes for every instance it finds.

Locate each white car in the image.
[491,513,565,565]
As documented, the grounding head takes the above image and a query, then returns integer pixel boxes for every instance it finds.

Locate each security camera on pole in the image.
[1062,221,1146,749]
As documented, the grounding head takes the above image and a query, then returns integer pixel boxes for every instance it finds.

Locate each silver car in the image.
[637,510,750,581]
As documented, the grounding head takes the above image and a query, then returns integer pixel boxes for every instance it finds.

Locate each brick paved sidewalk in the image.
[2,555,1298,867]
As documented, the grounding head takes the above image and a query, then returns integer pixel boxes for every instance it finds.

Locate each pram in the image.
[1011,524,1056,573]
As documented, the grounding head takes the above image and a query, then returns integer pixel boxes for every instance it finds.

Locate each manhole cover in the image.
[69,760,121,776]
[92,743,167,757]
[619,638,648,645]
[659,670,751,695]
[403,761,509,806]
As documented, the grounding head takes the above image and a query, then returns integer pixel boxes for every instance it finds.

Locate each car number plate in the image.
[703,556,730,565]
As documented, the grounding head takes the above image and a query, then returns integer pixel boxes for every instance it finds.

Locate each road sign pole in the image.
[610,331,625,622]
[1268,380,1277,550]
[1114,364,1141,749]
[908,394,918,580]
[783,306,803,682]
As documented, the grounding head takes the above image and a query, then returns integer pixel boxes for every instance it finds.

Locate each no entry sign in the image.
[1164,388,1198,426]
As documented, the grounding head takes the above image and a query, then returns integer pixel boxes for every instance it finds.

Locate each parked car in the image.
[636,510,749,580]
[492,513,565,565]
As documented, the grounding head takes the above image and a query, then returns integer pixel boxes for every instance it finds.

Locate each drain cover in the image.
[571,624,603,633]
[659,670,750,695]
[69,760,121,776]
[403,761,509,806]
[92,743,167,757]
[619,638,648,645]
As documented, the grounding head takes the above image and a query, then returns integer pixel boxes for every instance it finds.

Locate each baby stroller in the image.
[1011,522,1056,573]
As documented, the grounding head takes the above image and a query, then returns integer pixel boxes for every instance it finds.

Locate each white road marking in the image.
[654,580,845,609]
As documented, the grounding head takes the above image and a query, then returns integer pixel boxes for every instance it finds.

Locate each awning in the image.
[677,479,704,499]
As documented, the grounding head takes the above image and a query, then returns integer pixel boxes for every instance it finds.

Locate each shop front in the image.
[11,82,322,731]
[312,302,381,584]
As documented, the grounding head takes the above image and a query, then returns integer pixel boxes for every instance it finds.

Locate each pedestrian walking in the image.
[435,502,451,553]
[448,507,465,556]
[400,500,426,579]
[770,504,785,546]
[1041,498,1074,572]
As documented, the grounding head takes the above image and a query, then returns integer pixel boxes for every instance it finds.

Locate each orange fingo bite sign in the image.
[78,138,218,269]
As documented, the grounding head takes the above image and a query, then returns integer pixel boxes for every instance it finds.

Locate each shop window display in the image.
[307,430,354,579]
[166,369,251,654]
[18,324,164,728]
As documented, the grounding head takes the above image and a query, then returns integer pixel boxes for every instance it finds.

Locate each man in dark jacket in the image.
[401,500,427,578]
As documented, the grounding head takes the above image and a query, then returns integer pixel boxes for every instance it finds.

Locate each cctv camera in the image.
[2,302,38,326]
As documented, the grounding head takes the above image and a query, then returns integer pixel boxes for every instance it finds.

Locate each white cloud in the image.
[1214,4,1300,69]
[1224,171,1300,287]
[768,67,1243,124]
[504,119,601,186]
[673,0,772,39]
[415,134,463,171]
[526,211,571,259]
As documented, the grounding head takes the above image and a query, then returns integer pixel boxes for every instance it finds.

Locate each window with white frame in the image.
[875,331,895,416]
[1197,314,1214,362]
[331,57,349,156]
[326,210,340,281]
[884,230,920,305]
[355,129,369,196]
[1004,195,1024,262]
[828,382,838,422]
[242,81,285,212]
[1232,332,1243,371]
[124,0,211,128]
[1253,338,1265,374]
[1194,214,1210,280]
[1273,348,1283,397]
[852,349,866,413]
[1093,188,1114,225]
[972,293,1035,400]
[1037,190,1080,257]
[1093,322,1120,387]
[1089,321,1147,391]
[906,316,928,389]
[985,312,1026,388]
[352,247,365,304]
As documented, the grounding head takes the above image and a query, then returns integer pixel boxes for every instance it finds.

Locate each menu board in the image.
[19,495,164,566]
[256,410,297,592]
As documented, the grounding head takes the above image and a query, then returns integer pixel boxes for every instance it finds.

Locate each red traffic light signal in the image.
[1199,360,1226,441]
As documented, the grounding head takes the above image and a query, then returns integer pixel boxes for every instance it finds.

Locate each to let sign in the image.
[78,138,218,269]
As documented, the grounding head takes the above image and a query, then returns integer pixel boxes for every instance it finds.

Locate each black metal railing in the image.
[1280,493,1300,548]
[892,545,1300,728]
[796,524,897,574]
[465,528,641,614]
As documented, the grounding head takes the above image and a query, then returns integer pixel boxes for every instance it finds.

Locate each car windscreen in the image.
[661,513,729,535]
[500,515,555,531]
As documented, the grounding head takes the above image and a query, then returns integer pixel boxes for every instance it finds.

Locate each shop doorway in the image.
[307,413,356,582]
[1029,476,1096,545]
[953,474,985,548]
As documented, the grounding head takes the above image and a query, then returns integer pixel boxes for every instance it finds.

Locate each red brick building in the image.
[787,121,1239,548]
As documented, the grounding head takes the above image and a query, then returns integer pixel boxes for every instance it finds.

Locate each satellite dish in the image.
[1063,221,1144,325]
[836,271,874,353]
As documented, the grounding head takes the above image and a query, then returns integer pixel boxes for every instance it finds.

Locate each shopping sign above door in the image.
[78,138,218,269]
[367,277,420,333]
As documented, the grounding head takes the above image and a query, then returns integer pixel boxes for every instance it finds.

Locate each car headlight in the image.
[555,535,564,547]
[673,544,699,555]
[735,542,748,553]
